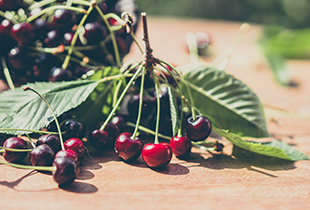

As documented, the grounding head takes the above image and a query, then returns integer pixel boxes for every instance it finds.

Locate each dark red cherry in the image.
[44,30,61,47]
[83,22,107,45]
[127,94,153,119]
[48,67,73,82]
[32,54,58,81]
[29,144,54,166]
[60,119,86,139]
[63,32,82,46]
[111,116,125,131]
[11,22,34,44]
[186,115,212,142]
[104,123,120,143]
[73,66,90,79]
[64,138,85,161]
[54,149,79,163]
[7,47,30,71]
[52,9,76,29]
[3,137,28,163]
[114,132,143,162]
[142,143,172,168]
[53,156,78,187]
[0,0,23,11]
[170,136,192,158]
[88,130,109,149]
[32,18,50,41]
[36,134,61,154]
[0,19,13,36]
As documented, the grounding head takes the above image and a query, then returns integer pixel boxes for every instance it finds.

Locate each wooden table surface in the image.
[1,16,310,209]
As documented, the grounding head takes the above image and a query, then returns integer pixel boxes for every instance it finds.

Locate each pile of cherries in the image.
[0,0,139,85]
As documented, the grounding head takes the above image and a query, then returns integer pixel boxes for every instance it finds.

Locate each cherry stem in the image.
[62,2,94,70]
[99,65,144,131]
[0,128,60,135]
[131,66,146,139]
[23,87,65,151]
[0,146,33,152]
[26,134,36,148]
[130,31,143,55]
[27,5,86,23]
[153,71,160,144]
[1,57,15,90]
[159,59,197,121]
[95,5,121,67]
[0,159,56,172]
[126,122,171,140]
[29,0,56,11]
[0,10,18,24]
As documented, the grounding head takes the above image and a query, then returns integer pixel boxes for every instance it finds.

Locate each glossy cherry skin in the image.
[0,19,13,36]
[88,130,109,149]
[127,94,153,119]
[64,138,85,161]
[114,132,144,162]
[53,156,78,187]
[48,67,73,82]
[51,9,76,29]
[11,22,34,44]
[60,119,86,140]
[36,134,61,155]
[185,115,212,142]
[29,144,54,166]
[44,30,61,47]
[104,123,121,144]
[83,22,107,45]
[54,149,79,164]
[3,137,28,163]
[170,136,192,158]
[142,143,172,168]
[111,116,125,132]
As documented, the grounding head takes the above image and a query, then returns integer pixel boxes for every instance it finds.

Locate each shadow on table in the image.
[61,181,98,193]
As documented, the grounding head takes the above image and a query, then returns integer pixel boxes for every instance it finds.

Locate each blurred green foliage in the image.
[135,0,310,29]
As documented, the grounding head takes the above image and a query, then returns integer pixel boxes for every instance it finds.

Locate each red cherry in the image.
[29,144,54,166]
[11,22,34,44]
[88,129,109,149]
[64,138,85,161]
[170,136,192,158]
[53,156,78,187]
[142,143,172,168]
[54,149,79,164]
[114,132,143,162]
[3,137,28,163]
[185,115,212,142]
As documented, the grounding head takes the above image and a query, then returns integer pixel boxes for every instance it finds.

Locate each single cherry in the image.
[36,134,61,155]
[29,144,54,166]
[51,9,76,30]
[142,143,172,168]
[11,22,34,44]
[83,21,107,45]
[54,149,79,164]
[114,132,144,162]
[185,115,212,142]
[53,156,78,187]
[170,136,192,158]
[127,94,153,119]
[3,137,28,163]
[111,116,126,132]
[64,138,85,161]
[88,130,109,149]
[44,30,61,47]
[60,119,86,140]
[48,67,73,82]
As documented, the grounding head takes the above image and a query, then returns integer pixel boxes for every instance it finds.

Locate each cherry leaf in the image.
[178,63,269,138]
[167,86,180,137]
[0,80,98,135]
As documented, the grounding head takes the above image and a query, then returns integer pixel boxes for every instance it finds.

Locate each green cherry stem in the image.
[152,71,161,144]
[0,146,33,152]
[0,159,56,172]
[28,0,56,11]
[27,5,86,23]
[0,128,60,135]
[99,65,144,131]
[23,87,65,151]
[131,66,146,139]
[126,122,171,140]
[1,57,15,90]
[159,59,197,121]
[26,134,36,148]
[96,6,121,67]
[62,2,94,70]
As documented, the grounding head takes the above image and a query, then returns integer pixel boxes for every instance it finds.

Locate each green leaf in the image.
[167,86,179,137]
[178,63,268,138]
[0,80,98,135]
[214,127,309,161]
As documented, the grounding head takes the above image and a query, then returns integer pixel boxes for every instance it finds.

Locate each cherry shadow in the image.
[60,181,98,193]
[0,170,37,189]
[151,163,190,175]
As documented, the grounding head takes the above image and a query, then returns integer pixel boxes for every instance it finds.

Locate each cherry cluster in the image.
[0,0,139,85]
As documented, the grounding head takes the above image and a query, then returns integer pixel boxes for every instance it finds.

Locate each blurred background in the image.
[135,0,310,29]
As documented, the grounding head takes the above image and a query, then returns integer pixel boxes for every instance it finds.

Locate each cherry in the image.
[114,132,143,162]
[53,156,78,187]
[111,116,126,132]
[32,54,59,81]
[0,0,23,11]
[83,22,107,45]
[54,149,79,164]
[153,86,170,113]
[32,18,50,41]
[48,67,73,82]
[29,144,54,166]
[7,47,30,71]
[170,136,192,158]
[3,137,28,163]
[64,138,85,161]
[11,22,34,44]
[63,32,82,46]
[104,123,121,144]
[44,30,61,47]
[60,119,86,140]
[88,130,109,149]
[51,9,76,30]
[36,134,61,154]
[0,19,13,36]
[127,94,153,119]
[185,115,212,142]
[141,143,172,168]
